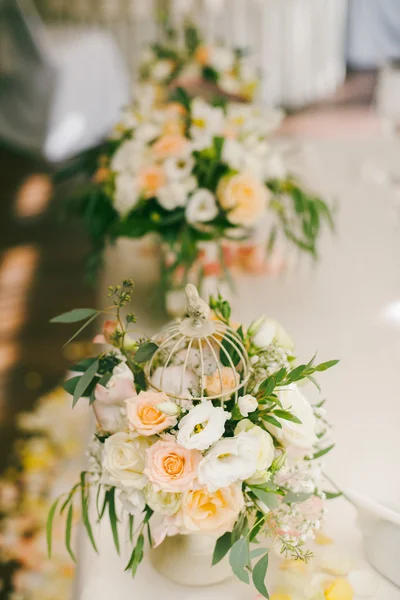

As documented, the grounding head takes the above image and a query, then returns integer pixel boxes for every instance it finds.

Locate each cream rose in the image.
[181,484,244,537]
[118,489,145,515]
[144,440,200,492]
[204,366,239,397]
[144,484,182,516]
[177,401,230,451]
[152,134,189,159]
[217,173,269,227]
[126,390,177,436]
[102,432,149,490]
[197,432,259,492]
[268,384,317,451]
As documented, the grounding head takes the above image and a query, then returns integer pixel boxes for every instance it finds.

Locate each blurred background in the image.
[1,0,400,596]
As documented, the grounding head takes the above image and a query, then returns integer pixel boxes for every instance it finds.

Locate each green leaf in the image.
[62,311,101,348]
[73,359,99,407]
[283,491,312,505]
[324,490,342,500]
[260,414,282,429]
[60,482,81,514]
[286,364,306,382]
[46,497,60,557]
[259,377,276,395]
[252,552,270,598]
[51,308,98,323]
[306,444,335,460]
[212,531,232,566]
[250,547,268,560]
[71,357,99,372]
[229,538,250,584]
[108,488,120,555]
[220,335,240,367]
[129,515,135,543]
[134,342,158,363]
[314,360,340,372]
[250,487,281,510]
[274,409,302,424]
[125,532,144,576]
[65,503,76,562]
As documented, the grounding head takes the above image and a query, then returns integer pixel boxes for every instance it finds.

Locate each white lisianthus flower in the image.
[93,362,136,433]
[111,139,144,174]
[197,432,259,492]
[219,74,240,95]
[144,484,182,516]
[252,316,294,350]
[190,98,224,145]
[134,122,161,144]
[238,394,258,417]
[164,155,194,180]
[185,189,219,224]
[177,401,230,451]
[102,432,150,490]
[234,420,275,484]
[157,182,189,211]
[269,384,317,451]
[151,365,199,399]
[119,489,145,515]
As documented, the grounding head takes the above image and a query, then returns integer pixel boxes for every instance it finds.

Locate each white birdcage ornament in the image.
[145,284,251,405]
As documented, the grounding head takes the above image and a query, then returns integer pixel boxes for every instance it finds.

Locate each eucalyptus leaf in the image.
[250,487,281,510]
[50,308,98,323]
[283,491,312,505]
[229,538,250,585]
[73,359,99,407]
[314,359,339,372]
[252,552,270,598]
[324,490,343,500]
[274,409,302,424]
[134,342,158,363]
[306,444,335,460]
[212,531,232,566]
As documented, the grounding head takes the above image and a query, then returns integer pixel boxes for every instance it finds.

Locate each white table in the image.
[76,135,400,599]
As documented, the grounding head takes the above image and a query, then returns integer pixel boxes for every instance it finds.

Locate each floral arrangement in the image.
[0,386,90,600]
[66,92,333,312]
[47,280,340,597]
[139,22,259,102]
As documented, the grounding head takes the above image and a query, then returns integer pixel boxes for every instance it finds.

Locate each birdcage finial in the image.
[185,284,210,325]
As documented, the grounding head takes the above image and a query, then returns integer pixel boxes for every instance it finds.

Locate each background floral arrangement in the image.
[47,279,340,598]
[139,21,259,102]
[0,386,89,600]
[65,91,333,312]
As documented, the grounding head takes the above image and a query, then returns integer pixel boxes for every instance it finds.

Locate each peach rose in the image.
[152,134,189,159]
[144,440,200,492]
[204,366,239,396]
[126,390,177,436]
[138,165,166,198]
[217,173,270,227]
[195,45,210,66]
[181,484,244,536]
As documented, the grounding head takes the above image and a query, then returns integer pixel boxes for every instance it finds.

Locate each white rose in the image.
[102,432,149,490]
[157,182,189,210]
[114,172,139,216]
[151,59,174,81]
[93,363,136,433]
[119,489,145,515]
[251,316,294,350]
[164,155,194,180]
[185,189,219,224]
[177,401,230,451]
[198,431,259,492]
[210,46,234,72]
[238,394,258,417]
[269,384,317,451]
[234,420,275,484]
[111,139,143,174]
[151,365,199,399]
[144,484,181,516]
[222,138,245,170]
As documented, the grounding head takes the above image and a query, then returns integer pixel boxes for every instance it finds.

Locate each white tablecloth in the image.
[76,135,400,599]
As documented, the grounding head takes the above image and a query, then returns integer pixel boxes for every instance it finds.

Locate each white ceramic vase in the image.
[149,534,232,586]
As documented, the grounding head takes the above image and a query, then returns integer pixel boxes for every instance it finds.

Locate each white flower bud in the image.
[156,401,180,417]
[238,394,258,417]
